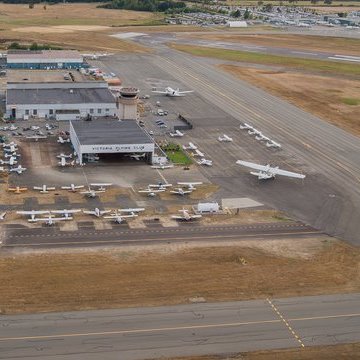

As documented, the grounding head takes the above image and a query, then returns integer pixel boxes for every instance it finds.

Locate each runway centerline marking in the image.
[267,298,305,348]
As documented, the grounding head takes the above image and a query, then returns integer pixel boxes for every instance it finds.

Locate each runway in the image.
[1,222,317,249]
[1,293,359,359]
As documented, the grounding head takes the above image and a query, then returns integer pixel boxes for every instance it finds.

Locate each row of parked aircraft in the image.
[1,142,27,175]
[240,123,281,149]
[182,142,213,166]
[138,182,202,197]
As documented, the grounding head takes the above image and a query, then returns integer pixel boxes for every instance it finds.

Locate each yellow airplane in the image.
[8,186,28,194]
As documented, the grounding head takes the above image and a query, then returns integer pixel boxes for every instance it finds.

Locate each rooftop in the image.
[7,69,92,83]
[7,50,82,61]
[7,87,115,105]
[71,119,153,146]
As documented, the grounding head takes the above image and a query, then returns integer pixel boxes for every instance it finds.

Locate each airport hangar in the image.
[70,119,155,165]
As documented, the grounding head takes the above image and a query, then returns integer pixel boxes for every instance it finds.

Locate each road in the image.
[1,222,318,249]
[1,293,359,359]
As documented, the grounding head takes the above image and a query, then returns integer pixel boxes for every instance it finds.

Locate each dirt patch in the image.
[13,25,110,34]
[182,33,360,57]
[219,65,360,136]
[159,342,360,360]
[309,6,360,13]
[1,238,359,314]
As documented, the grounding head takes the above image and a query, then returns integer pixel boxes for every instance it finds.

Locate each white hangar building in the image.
[70,119,154,165]
[6,82,118,121]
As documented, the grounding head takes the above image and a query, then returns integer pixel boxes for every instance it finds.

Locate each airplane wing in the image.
[33,186,43,190]
[271,168,306,179]
[90,183,113,187]
[51,209,82,214]
[177,182,203,186]
[236,160,269,172]
[47,187,56,190]
[82,210,95,215]
[17,210,50,215]
[118,208,145,212]
[178,90,194,94]
[151,90,167,94]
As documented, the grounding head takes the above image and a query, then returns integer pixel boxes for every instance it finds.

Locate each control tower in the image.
[117,87,139,120]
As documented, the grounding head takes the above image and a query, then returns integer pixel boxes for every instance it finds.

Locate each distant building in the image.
[7,50,86,69]
[228,21,248,27]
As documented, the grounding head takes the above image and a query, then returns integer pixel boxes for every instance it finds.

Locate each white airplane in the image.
[33,185,56,193]
[104,213,138,224]
[9,125,18,131]
[0,167,7,173]
[90,183,112,191]
[151,164,174,170]
[83,208,111,218]
[177,181,203,190]
[266,140,282,149]
[218,134,233,142]
[0,211,6,220]
[169,130,184,137]
[171,209,202,221]
[80,188,105,198]
[239,123,253,130]
[30,125,40,131]
[2,141,17,148]
[149,183,172,190]
[4,152,20,158]
[183,142,197,150]
[236,160,306,180]
[26,135,47,141]
[152,87,194,97]
[255,133,271,142]
[57,136,70,144]
[33,215,71,226]
[197,158,213,166]
[58,157,74,167]
[170,187,192,196]
[1,157,17,166]
[127,153,146,161]
[50,209,81,219]
[248,128,262,136]
[17,210,50,222]
[138,188,165,197]
[10,165,27,174]
[193,149,205,158]
[61,184,85,192]
[4,145,18,153]
[57,153,73,159]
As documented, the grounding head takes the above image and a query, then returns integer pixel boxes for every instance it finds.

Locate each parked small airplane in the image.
[2,142,17,148]
[0,212,6,220]
[138,188,165,197]
[90,183,112,191]
[151,164,174,170]
[170,187,192,196]
[1,157,17,166]
[239,123,253,130]
[61,184,85,192]
[171,209,202,221]
[17,210,50,222]
[218,134,233,142]
[80,187,105,198]
[255,133,270,142]
[266,140,282,149]
[193,149,205,158]
[183,142,197,150]
[169,130,184,137]
[4,145,18,153]
[30,126,40,131]
[4,152,20,158]
[152,87,194,97]
[177,182,203,190]
[236,160,306,180]
[10,165,27,174]
[8,125,18,131]
[57,153,72,159]
[8,186,28,194]
[26,135,47,141]
[57,136,70,144]
[104,209,142,224]
[33,185,56,193]
[50,209,81,219]
[127,153,146,161]
[248,129,262,136]
[83,208,111,218]
[149,183,172,190]
[197,158,213,166]
[33,215,71,226]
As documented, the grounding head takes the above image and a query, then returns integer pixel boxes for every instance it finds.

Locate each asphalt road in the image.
[1,293,359,359]
[1,222,318,249]
[144,48,360,244]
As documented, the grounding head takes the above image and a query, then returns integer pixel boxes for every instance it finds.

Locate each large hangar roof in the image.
[7,87,115,105]
[71,120,153,146]
[7,50,82,63]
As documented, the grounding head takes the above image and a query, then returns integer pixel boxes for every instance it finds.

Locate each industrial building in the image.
[70,119,154,165]
[6,82,118,120]
[7,50,86,69]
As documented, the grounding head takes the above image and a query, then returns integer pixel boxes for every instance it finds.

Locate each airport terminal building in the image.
[70,119,154,165]
[7,50,86,69]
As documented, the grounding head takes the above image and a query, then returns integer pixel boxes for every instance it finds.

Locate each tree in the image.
[243,8,251,19]
[324,0,332,4]
[231,9,241,18]
[257,0,263,5]
[29,43,39,50]
[263,3,273,12]
[310,0,318,4]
